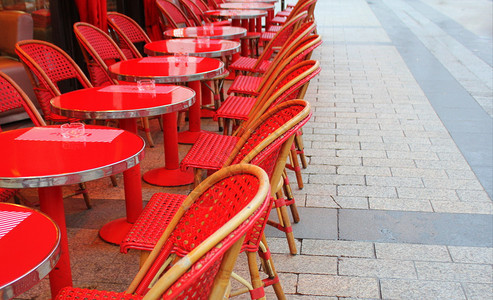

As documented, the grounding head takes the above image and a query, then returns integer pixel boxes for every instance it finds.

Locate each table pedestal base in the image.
[99,218,133,245]
[143,167,194,186]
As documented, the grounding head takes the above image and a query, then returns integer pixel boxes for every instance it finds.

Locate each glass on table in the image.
[173,52,189,64]
[60,122,85,138]
[137,79,156,91]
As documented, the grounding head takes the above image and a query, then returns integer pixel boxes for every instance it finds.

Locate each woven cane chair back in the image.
[178,0,204,25]
[286,0,317,24]
[73,22,127,87]
[0,71,44,202]
[129,164,271,299]
[261,11,308,55]
[107,12,151,59]
[15,40,93,122]
[0,71,46,129]
[254,21,316,92]
[156,0,196,30]
[247,60,320,129]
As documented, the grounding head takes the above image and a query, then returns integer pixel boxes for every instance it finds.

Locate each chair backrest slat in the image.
[156,0,196,30]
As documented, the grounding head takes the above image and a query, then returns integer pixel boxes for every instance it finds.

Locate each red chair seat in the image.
[267,25,282,32]
[229,57,271,73]
[56,287,142,300]
[271,16,287,24]
[120,193,187,253]
[214,95,256,121]
[260,31,276,43]
[227,75,263,96]
[180,133,239,171]
[275,10,291,17]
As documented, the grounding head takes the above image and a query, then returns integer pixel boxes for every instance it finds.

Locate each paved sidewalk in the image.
[15,0,492,299]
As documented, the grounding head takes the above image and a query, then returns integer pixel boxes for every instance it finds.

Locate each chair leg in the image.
[259,235,286,300]
[247,251,266,300]
[295,132,308,169]
[79,183,92,209]
[194,168,204,188]
[110,175,118,187]
[282,171,300,223]
[141,117,155,148]
[288,144,304,189]
[267,191,297,255]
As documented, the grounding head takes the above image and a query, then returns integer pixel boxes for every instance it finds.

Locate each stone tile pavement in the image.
[12,0,493,299]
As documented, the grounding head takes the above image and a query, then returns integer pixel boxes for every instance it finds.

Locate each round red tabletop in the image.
[0,203,60,299]
[164,26,247,40]
[219,3,275,10]
[0,126,145,188]
[144,39,240,58]
[108,56,224,84]
[51,85,195,120]
[204,9,268,19]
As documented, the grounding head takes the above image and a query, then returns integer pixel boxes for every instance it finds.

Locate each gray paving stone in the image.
[338,257,417,279]
[301,240,375,258]
[380,278,466,299]
[368,197,433,212]
[375,243,451,262]
[337,185,398,198]
[366,176,424,188]
[462,283,493,300]
[338,165,392,176]
[415,261,493,283]
[271,254,337,275]
[448,246,493,264]
[431,200,493,214]
[309,174,365,185]
[297,274,380,298]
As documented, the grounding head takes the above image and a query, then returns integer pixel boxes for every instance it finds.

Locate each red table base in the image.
[143,167,194,186]
[99,218,134,245]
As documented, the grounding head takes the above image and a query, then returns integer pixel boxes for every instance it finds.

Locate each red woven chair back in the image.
[249,60,320,124]
[156,0,196,30]
[133,164,271,298]
[178,0,204,25]
[255,21,316,87]
[107,12,151,59]
[0,71,45,131]
[269,11,308,50]
[288,0,317,23]
[73,22,127,87]
[190,0,210,12]
[15,40,93,122]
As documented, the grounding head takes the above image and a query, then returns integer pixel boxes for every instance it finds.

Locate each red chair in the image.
[121,100,311,299]
[228,31,321,97]
[228,12,308,75]
[156,0,196,31]
[178,0,231,26]
[268,0,317,33]
[73,22,156,147]
[217,60,320,136]
[15,40,91,124]
[107,12,152,59]
[0,70,45,204]
[57,164,271,300]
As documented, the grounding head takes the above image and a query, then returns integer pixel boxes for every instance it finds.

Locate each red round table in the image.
[0,203,60,299]
[218,2,275,28]
[144,39,240,58]
[108,56,224,144]
[163,26,247,40]
[205,9,267,32]
[0,126,145,298]
[51,85,195,188]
